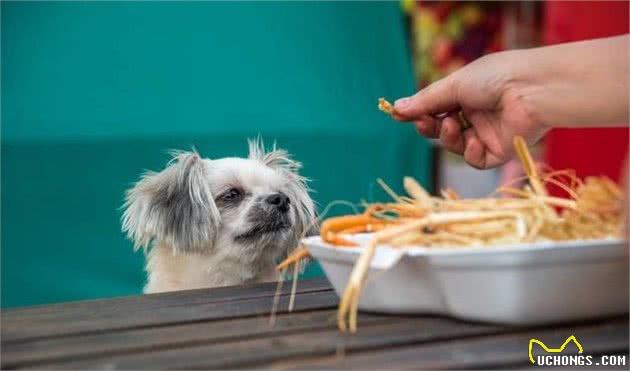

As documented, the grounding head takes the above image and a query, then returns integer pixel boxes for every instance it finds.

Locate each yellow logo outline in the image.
[528,335,583,364]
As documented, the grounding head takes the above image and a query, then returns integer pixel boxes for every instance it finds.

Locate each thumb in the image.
[394,73,461,120]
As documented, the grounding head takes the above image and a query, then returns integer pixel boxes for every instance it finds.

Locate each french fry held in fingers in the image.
[276,136,624,333]
[378,98,394,114]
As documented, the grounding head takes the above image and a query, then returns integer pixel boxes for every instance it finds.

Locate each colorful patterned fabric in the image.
[407,1,503,86]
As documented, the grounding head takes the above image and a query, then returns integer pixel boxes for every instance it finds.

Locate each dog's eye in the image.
[221,188,242,202]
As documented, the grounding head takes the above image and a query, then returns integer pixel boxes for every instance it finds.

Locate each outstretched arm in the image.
[392,35,629,169]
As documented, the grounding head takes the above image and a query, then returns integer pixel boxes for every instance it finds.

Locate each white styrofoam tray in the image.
[302,234,629,325]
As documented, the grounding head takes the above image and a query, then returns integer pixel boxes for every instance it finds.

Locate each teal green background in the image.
[1,1,431,308]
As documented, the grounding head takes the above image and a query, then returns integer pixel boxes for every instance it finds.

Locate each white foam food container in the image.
[302,234,629,325]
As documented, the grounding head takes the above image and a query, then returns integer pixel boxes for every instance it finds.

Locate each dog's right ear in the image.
[121,151,220,253]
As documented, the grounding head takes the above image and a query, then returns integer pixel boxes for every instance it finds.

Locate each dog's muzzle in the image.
[234,193,292,241]
[264,192,290,213]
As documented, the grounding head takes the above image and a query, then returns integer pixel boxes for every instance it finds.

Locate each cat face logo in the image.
[528,335,584,364]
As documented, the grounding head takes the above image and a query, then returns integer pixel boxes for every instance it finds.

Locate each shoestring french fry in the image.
[276,135,624,333]
[378,98,394,114]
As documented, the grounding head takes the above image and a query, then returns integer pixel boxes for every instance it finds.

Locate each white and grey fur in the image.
[122,139,316,293]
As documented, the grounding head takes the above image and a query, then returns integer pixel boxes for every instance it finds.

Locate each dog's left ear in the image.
[248,138,317,240]
[122,151,220,253]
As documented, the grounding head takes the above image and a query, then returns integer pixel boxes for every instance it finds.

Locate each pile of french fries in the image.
[276,100,625,334]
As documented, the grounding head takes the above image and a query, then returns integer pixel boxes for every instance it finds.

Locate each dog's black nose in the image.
[265,192,290,212]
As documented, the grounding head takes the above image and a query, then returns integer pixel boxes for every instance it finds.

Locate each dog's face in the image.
[208,156,308,253]
[122,139,315,264]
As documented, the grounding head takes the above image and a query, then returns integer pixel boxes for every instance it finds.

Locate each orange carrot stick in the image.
[276,246,310,271]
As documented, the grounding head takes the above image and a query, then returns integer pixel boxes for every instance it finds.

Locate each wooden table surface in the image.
[2,278,628,370]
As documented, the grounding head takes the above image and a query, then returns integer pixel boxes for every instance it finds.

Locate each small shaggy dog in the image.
[122,139,316,293]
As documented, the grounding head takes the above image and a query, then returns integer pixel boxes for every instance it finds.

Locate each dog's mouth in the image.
[234,216,291,242]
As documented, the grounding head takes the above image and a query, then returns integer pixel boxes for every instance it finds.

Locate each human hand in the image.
[392,51,549,169]
[391,36,629,169]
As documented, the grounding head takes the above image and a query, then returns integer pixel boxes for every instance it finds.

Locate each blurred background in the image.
[2,1,628,308]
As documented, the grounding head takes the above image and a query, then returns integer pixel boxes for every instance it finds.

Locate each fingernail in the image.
[395,97,410,109]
